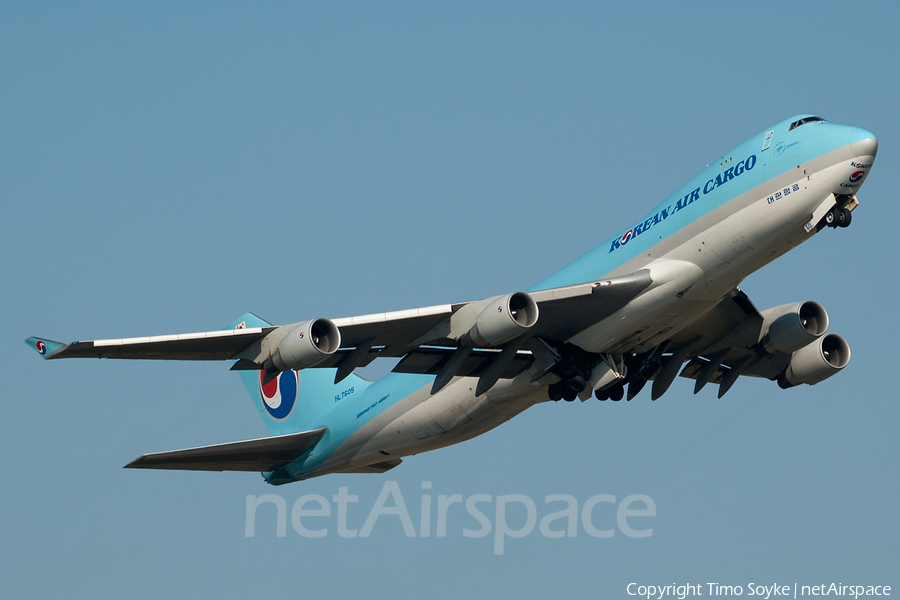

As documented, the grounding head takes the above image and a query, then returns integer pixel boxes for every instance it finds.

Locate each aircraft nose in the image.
[850,128,878,159]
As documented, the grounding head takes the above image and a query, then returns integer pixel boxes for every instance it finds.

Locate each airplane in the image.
[26,114,877,485]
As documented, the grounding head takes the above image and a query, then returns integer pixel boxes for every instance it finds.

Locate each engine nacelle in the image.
[265,318,341,372]
[761,301,829,355]
[458,291,539,347]
[779,333,851,388]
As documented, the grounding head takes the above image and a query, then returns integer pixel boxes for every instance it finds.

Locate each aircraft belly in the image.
[567,259,708,353]
[346,376,542,467]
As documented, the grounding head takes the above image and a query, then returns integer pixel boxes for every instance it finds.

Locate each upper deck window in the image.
[789,116,825,131]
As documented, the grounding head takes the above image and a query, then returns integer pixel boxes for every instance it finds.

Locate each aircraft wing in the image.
[25,270,654,387]
[329,269,653,351]
[124,427,326,472]
[663,289,769,393]
[25,325,276,361]
[25,269,848,399]
[645,289,849,398]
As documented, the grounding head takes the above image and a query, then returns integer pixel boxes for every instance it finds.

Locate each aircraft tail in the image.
[226,313,369,436]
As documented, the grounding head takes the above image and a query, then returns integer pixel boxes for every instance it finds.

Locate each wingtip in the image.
[24,337,68,359]
[124,455,152,469]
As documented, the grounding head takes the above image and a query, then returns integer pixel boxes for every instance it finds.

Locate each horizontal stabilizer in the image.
[125,427,326,472]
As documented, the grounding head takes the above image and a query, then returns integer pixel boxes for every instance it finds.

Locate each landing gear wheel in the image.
[839,207,852,228]
[566,376,586,394]
[563,389,577,402]
[548,382,564,402]
[824,208,837,228]
[595,388,609,401]
[609,385,624,401]
[557,358,578,379]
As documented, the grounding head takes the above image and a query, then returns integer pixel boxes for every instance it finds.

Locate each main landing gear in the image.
[550,377,626,402]
[594,384,625,401]
[547,347,661,403]
[547,353,596,402]
[547,351,627,402]
[547,356,588,402]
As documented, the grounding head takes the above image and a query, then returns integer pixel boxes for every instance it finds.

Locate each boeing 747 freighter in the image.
[27,115,877,484]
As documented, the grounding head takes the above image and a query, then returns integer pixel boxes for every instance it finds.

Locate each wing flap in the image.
[391,346,533,379]
[679,357,729,385]
[124,427,326,472]
[331,304,453,349]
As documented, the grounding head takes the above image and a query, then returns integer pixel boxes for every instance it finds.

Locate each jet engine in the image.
[264,318,341,372]
[761,301,829,354]
[778,333,850,388]
[455,291,539,347]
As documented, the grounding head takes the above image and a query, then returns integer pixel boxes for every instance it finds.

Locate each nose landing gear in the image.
[822,206,852,229]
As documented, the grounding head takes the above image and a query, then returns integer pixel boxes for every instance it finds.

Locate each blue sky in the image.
[3,3,898,598]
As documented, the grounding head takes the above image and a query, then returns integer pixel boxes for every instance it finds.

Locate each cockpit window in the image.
[789,116,825,131]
